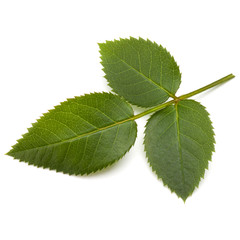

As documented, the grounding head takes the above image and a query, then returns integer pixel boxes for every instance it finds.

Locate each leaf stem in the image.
[179,74,235,100]
[132,100,175,120]
[132,74,235,120]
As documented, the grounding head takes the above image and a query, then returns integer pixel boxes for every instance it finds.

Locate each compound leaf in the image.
[7,93,137,175]
[99,37,181,107]
[144,100,215,201]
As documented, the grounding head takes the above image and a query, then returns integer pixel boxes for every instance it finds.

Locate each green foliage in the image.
[144,100,215,201]
[7,93,137,175]
[99,37,181,107]
[7,37,235,200]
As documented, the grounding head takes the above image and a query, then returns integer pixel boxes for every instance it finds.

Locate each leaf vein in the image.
[106,47,174,97]
[175,104,185,185]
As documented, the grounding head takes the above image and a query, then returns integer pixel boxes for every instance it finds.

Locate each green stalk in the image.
[132,74,235,120]
[132,99,175,120]
[179,74,235,100]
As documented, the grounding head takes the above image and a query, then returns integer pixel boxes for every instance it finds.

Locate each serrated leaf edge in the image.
[98,37,182,107]
[7,92,138,176]
[143,100,215,202]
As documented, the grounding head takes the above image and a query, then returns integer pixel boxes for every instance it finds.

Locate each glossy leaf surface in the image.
[7,93,137,175]
[99,37,181,107]
[144,100,215,200]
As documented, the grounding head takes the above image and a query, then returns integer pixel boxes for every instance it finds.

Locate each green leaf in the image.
[144,100,215,201]
[99,37,181,107]
[7,93,137,175]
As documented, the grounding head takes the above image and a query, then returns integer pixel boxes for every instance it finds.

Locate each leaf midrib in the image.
[10,116,134,154]
[175,103,185,185]
[106,48,175,98]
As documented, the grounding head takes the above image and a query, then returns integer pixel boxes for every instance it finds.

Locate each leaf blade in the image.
[99,37,181,107]
[7,93,137,175]
[144,100,215,200]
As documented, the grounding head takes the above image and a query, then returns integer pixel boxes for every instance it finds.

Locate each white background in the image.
[0,0,239,239]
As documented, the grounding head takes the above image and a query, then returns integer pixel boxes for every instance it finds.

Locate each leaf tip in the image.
[178,193,189,203]
[5,149,14,157]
